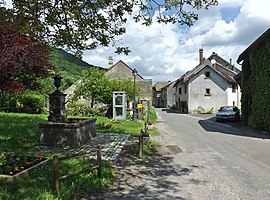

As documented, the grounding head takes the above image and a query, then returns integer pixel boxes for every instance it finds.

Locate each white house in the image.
[174,50,241,113]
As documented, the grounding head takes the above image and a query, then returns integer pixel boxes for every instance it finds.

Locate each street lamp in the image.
[132,68,138,122]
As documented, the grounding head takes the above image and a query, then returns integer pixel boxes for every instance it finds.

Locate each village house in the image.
[236,27,270,131]
[152,82,172,108]
[65,57,152,109]
[174,49,241,113]
[160,81,176,108]
[153,81,176,108]
[105,57,152,106]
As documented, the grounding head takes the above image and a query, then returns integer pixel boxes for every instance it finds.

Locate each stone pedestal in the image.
[39,118,96,147]
[48,90,66,123]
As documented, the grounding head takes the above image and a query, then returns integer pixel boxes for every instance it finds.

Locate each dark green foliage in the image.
[110,78,141,102]
[74,68,111,107]
[2,92,45,114]
[49,48,102,90]
[249,40,270,131]
[2,93,19,112]
[240,59,251,125]
[20,93,45,114]
[241,39,270,131]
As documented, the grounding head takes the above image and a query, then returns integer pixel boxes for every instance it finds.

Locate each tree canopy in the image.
[73,68,142,107]
[0,0,218,55]
[74,68,111,107]
[0,21,51,107]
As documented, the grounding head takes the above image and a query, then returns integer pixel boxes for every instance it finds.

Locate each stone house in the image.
[105,58,152,105]
[65,57,152,108]
[236,28,270,131]
[152,82,171,108]
[160,81,176,108]
[174,49,241,113]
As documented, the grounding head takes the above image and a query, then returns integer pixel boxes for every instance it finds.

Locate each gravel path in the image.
[88,120,189,200]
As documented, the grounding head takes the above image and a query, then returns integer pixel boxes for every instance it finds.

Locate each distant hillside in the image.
[49,48,105,87]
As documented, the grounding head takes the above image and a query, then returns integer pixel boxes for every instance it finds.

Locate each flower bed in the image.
[0,152,49,181]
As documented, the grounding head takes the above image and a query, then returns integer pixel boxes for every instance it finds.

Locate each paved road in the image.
[155,108,270,200]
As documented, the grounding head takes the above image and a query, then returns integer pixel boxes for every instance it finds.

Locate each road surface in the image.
[155,108,270,199]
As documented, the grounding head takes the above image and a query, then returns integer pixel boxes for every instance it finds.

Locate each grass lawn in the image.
[0,111,157,199]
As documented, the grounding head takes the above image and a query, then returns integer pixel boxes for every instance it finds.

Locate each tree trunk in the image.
[91,98,94,108]
[0,89,4,111]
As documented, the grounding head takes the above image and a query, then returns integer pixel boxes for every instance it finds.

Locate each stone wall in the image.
[39,118,96,147]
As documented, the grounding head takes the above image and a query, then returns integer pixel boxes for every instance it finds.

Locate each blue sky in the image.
[5,0,270,84]
[221,7,241,23]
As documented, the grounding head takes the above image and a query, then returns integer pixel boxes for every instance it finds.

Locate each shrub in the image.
[2,93,19,112]
[66,103,107,117]
[20,93,45,114]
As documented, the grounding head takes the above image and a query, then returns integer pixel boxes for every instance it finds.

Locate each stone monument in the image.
[39,75,97,147]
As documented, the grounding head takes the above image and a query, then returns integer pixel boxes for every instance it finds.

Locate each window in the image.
[205,88,211,96]
[205,71,210,78]
[179,87,182,94]
[184,86,187,93]
[232,84,237,93]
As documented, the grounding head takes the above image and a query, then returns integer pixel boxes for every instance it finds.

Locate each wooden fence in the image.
[53,144,102,193]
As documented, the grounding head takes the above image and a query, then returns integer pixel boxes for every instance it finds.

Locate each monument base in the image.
[39,118,96,148]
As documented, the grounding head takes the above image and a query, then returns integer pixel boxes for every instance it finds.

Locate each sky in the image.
[82,0,270,84]
[5,0,270,84]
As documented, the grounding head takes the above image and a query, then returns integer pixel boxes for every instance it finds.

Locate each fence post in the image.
[53,155,59,194]
[97,144,102,178]
[138,135,143,158]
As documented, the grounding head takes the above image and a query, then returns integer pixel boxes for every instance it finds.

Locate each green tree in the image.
[110,78,141,102]
[0,0,218,55]
[74,68,111,107]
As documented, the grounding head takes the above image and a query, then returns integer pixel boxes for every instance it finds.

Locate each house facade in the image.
[105,59,152,104]
[152,82,171,107]
[160,81,176,108]
[174,50,241,113]
[237,28,270,131]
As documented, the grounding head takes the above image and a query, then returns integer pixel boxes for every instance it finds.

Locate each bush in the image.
[66,103,107,117]
[20,93,45,114]
[2,93,20,112]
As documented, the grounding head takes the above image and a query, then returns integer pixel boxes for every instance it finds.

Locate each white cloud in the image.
[81,0,270,84]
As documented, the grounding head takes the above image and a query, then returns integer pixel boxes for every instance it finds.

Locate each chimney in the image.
[211,52,217,69]
[108,56,113,68]
[230,58,232,65]
[199,48,203,64]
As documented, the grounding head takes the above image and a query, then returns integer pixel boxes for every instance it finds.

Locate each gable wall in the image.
[166,83,176,108]
[105,61,151,103]
[137,79,152,102]
[105,62,143,80]
[188,67,230,113]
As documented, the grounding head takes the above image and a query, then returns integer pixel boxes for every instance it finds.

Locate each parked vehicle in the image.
[216,106,240,122]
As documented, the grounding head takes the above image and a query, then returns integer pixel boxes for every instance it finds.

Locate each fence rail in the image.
[53,144,102,193]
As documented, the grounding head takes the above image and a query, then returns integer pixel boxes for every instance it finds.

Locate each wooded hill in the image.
[49,48,104,88]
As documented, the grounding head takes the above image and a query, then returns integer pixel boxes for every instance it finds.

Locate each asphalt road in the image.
[155,108,270,200]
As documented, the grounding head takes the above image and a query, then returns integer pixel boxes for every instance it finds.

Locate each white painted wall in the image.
[226,85,241,108]
[175,66,241,113]
[188,66,231,113]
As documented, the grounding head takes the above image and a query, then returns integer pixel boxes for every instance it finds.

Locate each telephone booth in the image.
[113,91,126,120]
